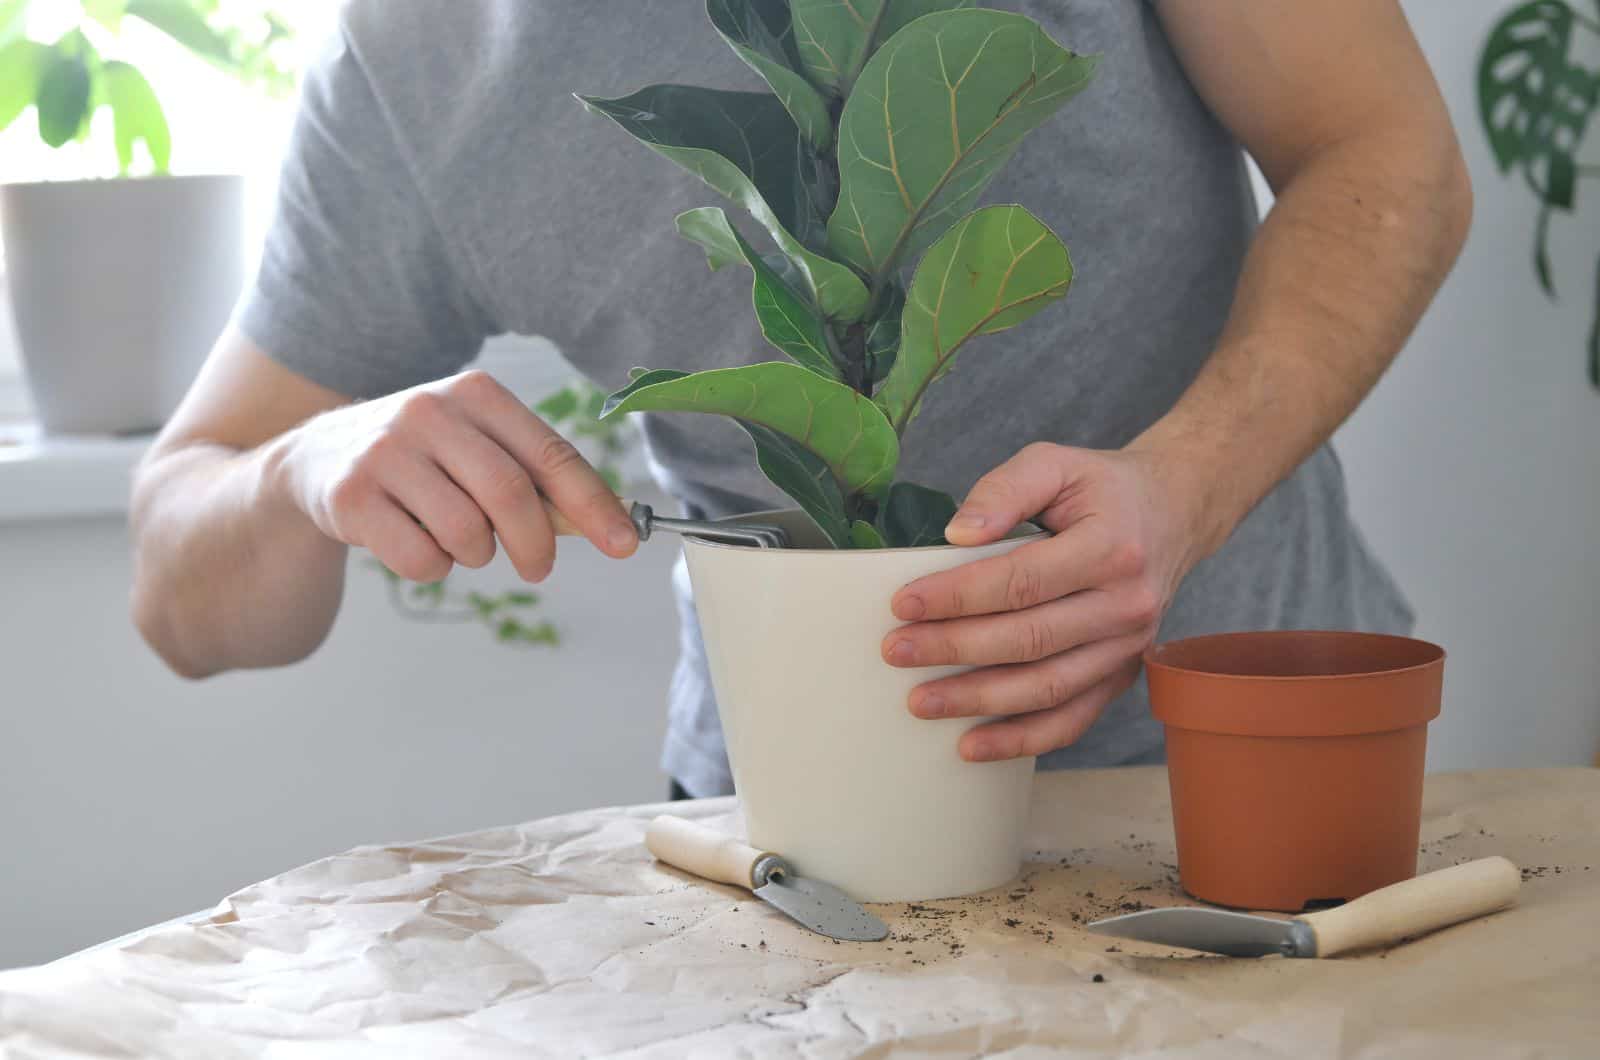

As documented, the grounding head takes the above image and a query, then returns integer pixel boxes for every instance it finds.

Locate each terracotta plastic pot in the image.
[683,509,1044,902]
[1145,631,1444,912]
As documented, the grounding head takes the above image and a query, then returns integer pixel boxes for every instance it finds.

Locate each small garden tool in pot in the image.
[1088,857,1520,958]
[545,498,789,549]
[645,816,888,942]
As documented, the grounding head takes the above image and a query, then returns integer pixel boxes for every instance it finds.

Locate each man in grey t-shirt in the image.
[130,1,1469,796]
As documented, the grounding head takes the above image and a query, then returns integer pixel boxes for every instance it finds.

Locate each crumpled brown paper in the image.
[1,767,1596,1058]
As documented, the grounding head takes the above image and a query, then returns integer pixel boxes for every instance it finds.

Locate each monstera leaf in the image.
[602,362,899,499]
[876,205,1072,431]
[707,0,832,150]
[828,9,1095,286]
[876,481,959,547]
[676,207,840,380]
[789,0,974,94]
[578,86,869,320]
[1479,0,1598,199]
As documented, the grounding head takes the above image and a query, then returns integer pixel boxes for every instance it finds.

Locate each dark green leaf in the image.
[875,481,958,547]
[535,387,581,423]
[35,43,90,148]
[101,60,170,174]
[828,9,1096,284]
[0,38,48,133]
[577,85,868,320]
[1589,252,1600,389]
[877,205,1072,431]
[739,421,852,547]
[789,0,973,94]
[707,0,833,150]
[1545,149,1576,209]
[126,0,233,66]
[849,519,886,548]
[865,278,905,384]
[466,590,499,616]
[600,362,899,498]
[1478,1,1596,174]
[676,207,839,378]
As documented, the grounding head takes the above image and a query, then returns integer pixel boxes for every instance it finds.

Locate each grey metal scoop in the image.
[546,498,789,548]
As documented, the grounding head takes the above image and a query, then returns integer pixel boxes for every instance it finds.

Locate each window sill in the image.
[0,421,151,524]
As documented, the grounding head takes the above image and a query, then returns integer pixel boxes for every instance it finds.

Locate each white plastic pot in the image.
[0,174,244,435]
[683,510,1043,902]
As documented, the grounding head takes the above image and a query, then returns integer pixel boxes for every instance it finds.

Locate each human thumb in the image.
[945,443,1066,547]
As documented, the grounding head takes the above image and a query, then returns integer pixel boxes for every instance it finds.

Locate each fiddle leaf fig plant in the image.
[580,2,1097,547]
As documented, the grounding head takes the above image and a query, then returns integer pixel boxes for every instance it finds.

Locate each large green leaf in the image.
[707,0,832,151]
[742,420,853,546]
[601,361,898,498]
[34,42,90,147]
[864,277,905,384]
[789,0,973,94]
[876,204,1072,431]
[876,481,958,547]
[1478,2,1597,179]
[828,9,1095,285]
[126,0,233,67]
[101,60,169,174]
[0,38,47,133]
[676,207,840,379]
[578,85,869,321]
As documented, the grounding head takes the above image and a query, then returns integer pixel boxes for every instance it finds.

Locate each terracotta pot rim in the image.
[1143,630,1445,682]
[681,508,1048,555]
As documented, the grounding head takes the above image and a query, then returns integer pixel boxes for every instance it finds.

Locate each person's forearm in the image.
[130,439,347,678]
[1129,124,1472,564]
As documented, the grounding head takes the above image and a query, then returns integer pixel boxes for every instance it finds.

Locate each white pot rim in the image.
[0,173,245,192]
[681,507,1048,555]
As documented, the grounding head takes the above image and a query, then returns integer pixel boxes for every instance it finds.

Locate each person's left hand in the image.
[882,442,1213,762]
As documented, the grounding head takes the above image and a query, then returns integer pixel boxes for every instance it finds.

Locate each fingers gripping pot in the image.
[682,510,1047,902]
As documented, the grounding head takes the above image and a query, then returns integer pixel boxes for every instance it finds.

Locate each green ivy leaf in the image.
[876,205,1072,432]
[535,387,581,423]
[707,0,833,151]
[0,39,48,133]
[849,519,886,548]
[876,481,958,547]
[34,42,90,148]
[676,207,839,379]
[501,591,540,607]
[789,0,973,94]
[741,420,852,546]
[101,59,170,174]
[600,362,899,499]
[828,9,1095,285]
[577,85,869,321]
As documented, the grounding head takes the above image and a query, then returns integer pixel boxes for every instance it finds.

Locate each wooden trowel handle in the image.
[646,816,769,891]
[542,498,640,538]
[1297,856,1520,957]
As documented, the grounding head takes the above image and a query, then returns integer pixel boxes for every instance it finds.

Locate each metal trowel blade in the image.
[754,872,888,942]
[1086,907,1306,957]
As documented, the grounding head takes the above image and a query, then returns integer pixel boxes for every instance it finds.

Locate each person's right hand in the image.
[269,369,638,583]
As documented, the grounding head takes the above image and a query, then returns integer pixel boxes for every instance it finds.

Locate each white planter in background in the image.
[683,511,1042,902]
[0,174,244,435]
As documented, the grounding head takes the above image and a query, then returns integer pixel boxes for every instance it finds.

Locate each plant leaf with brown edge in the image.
[578,85,869,321]
[876,205,1072,432]
[828,8,1095,288]
[601,362,898,499]
[875,481,958,547]
[789,0,973,95]
[676,207,840,379]
[707,0,833,150]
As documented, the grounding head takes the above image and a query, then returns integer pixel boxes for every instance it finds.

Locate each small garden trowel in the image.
[1087,857,1520,958]
[645,816,888,941]
[545,498,789,548]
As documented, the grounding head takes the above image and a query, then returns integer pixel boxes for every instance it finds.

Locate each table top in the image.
[2,767,1596,1057]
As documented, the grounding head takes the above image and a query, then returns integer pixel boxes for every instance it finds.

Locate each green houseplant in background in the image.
[0,0,292,434]
[581,0,1096,548]
[1478,0,1600,387]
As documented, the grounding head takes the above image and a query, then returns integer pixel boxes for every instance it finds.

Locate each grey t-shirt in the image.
[239,0,1415,796]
